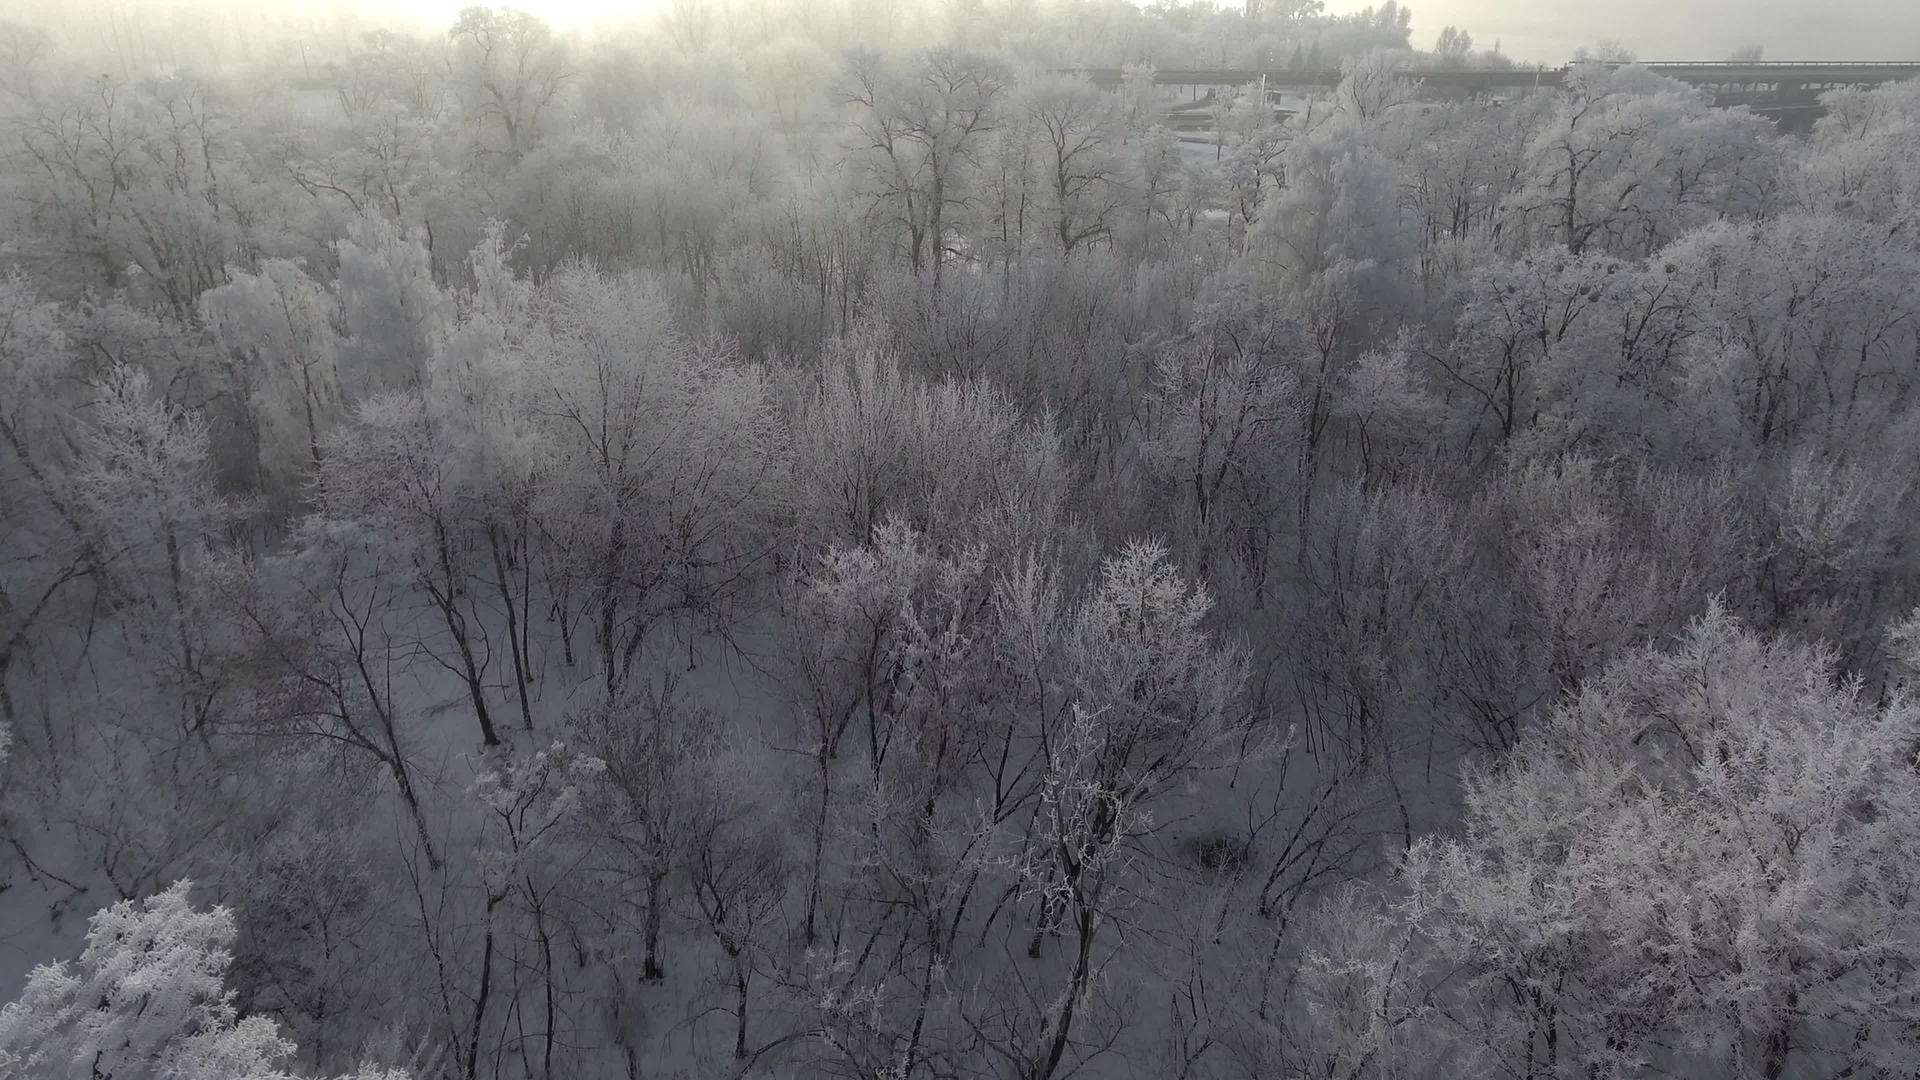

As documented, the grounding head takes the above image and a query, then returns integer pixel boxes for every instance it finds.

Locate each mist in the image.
[1391,0,1920,64]
[2,1,1918,1078]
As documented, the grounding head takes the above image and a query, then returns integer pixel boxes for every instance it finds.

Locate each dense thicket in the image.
[2,2,1919,1077]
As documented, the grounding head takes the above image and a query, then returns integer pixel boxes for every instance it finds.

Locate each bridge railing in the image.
[1633,60,1920,67]
[1065,62,1920,88]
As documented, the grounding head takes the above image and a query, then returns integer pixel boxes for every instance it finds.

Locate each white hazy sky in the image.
[1328,0,1920,64]
[382,0,1918,64]
[400,0,647,27]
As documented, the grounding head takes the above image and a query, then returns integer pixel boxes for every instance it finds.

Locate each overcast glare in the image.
[1393,0,1920,63]
[3,0,1920,1078]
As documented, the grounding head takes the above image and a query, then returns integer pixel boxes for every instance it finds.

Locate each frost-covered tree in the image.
[784,521,1018,1075]
[203,535,441,865]
[1507,64,1776,258]
[1432,26,1473,67]
[520,266,788,691]
[5,74,262,310]
[0,881,409,1080]
[333,213,450,399]
[1797,78,1920,219]
[311,393,506,747]
[460,742,603,1080]
[64,363,238,715]
[1019,75,1129,255]
[1138,336,1304,594]
[569,683,726,982]
[199,259,345,501]
[1433,246,1634,446]
[1016,541,1248,1078]
[447,6,571,158]
[839,47,1007,284]
[676,751,792,1064]
[1301,605,1920,1078]
[0,275,87,724]
[1660,212,1920,449]
[1332,50,1418,123]
[787,335,1068,554]
[1254,119,1411,294]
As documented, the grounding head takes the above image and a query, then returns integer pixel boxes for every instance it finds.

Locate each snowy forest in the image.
[2,0,1920,1076]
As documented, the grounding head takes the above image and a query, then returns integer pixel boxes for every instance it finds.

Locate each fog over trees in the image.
[2,1,1920,1077]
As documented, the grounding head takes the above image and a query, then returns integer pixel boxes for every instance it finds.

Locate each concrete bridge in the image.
[1071,61,1920,131]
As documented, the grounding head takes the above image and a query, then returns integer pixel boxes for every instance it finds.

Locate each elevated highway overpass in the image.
[1069,61,1920,131]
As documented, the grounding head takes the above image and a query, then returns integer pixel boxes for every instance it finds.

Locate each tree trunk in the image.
[643,871,666,981]
[465,896,502,1080]
[390,755,441,870]
[487,523,535,730]
[535,900,556,1080]
[1035,901,1100,1080]
[432,524,500,746]
[451,613,501,747]
[733,963,750,1060]
[598,518,626,691]
[805,749,831,945]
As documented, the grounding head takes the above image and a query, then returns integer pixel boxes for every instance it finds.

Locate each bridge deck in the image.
[1071,61,1920,91]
